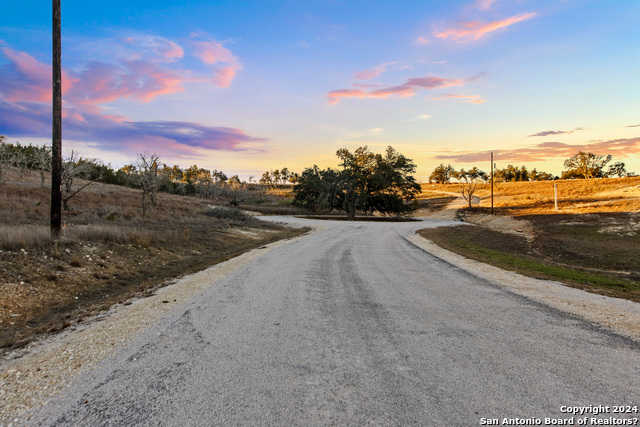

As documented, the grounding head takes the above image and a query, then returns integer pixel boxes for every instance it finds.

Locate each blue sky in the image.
[1,0,639,179]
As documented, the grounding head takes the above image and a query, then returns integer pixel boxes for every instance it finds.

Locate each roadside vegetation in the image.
[0,146,306,350]
[418,150,640,301]
[418,221,640,302]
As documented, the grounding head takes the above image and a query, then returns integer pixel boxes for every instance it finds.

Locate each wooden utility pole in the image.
[490,152,494,215]
[51,0,62,237]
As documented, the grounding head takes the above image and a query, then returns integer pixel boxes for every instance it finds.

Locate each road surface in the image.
[31,217,639,425]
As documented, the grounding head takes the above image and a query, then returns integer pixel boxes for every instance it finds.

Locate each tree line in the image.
[429,151,633,184]
[0,139,259,215]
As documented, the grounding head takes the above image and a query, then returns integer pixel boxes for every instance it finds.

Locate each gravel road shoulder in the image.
[407,232,640,341]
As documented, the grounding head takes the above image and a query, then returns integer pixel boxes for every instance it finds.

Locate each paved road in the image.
[33,217,639,426]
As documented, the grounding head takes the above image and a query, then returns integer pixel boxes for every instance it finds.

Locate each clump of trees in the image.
[428,151,634,184]
[561,152,630,179]
[495,165,521,182]
[293,146,421,218]
[259,168,299,186]
[0,139,52,186]
[429,164,456,184]
[455,167,488,183]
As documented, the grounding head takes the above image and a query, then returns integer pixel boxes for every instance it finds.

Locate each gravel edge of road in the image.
[407,233,640,342]
[0,233,307,424]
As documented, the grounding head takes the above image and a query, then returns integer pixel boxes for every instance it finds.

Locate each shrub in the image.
[204,206,253,223]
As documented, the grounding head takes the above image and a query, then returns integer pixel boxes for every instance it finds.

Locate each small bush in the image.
[204,206,253,223]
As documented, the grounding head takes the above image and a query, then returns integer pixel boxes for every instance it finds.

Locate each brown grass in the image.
[419,176,640,216]
[419,222,640,302]
[0,167,305,350]
[0,225,51,250]
[0,224,160,250]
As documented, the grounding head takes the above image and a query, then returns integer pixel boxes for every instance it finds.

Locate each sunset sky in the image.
[1,0,639,180]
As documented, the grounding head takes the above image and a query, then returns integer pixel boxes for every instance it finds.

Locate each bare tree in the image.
[607,162,627,178]
[460,181,477,209]
[62,151,93,211]
[136,153,161,217]
[14,149,31,178]
[35,146,52,187]
[228,175,242,206]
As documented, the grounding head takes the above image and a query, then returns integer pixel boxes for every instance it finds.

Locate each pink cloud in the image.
[354,62,395,80]
[435,12,537,41]
[415,36,430,45]
[432,93,485,104]
[191,39,241,87]
[0,35,242,108]
[0,100,266,155]
[434,138,640,163]
[369,85,415,98]
[122,60,185,101]
[65,60,186,106]
[0,40,263,156]
[193,40,235,65]
[406,77,464,89]
[328,75,465,104]
[328,89,367,104]
[212,66,237,88]
[0,46,75,102]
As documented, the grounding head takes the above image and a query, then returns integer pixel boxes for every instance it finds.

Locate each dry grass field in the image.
[418,177,640,302]
[419,176,640,216]
[0,169,305,350]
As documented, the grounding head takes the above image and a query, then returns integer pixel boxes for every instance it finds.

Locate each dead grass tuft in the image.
[0,225,51,250]
[0,224,156,249]
[66,224,152,245]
